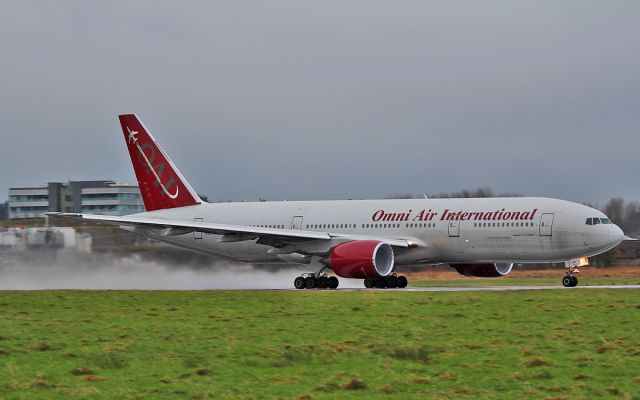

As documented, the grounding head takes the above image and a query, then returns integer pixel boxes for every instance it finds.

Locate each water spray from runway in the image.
[0,251,364,290]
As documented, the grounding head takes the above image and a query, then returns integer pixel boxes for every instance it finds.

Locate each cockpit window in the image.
[587,217,613,225]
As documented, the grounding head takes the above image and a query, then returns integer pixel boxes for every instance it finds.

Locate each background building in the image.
[0,201,9,220]
[8,181,144,219]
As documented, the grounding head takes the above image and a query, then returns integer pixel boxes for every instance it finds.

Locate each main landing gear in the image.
[294,273,339,290]
[363,273,409,289]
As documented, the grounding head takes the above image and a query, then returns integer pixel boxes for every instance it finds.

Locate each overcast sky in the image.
[1,1,638,206]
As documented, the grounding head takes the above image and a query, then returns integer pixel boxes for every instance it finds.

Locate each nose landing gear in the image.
[562,274,578,287]
[562,258,587,287]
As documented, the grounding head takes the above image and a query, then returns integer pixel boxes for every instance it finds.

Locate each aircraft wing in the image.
[46,212,414,248]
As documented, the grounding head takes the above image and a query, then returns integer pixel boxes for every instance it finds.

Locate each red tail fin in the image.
[118,114,201,212]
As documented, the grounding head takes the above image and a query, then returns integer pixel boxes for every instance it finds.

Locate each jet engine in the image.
[451,263,514,278]
[325,240,395,279]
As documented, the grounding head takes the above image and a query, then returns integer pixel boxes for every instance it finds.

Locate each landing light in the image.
[566,257,589,268]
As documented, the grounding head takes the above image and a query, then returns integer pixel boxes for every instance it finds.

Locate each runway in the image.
[283,285,640,292]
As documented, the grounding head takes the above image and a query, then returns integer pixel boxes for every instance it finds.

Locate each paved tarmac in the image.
[286,285,640,292]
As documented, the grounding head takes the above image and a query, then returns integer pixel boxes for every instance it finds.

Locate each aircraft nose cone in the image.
[611,225,624,243]
[612,225,624,243]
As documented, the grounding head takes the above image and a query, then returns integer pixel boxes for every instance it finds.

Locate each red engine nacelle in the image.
[326,240,395,279]
[451,263,514,278]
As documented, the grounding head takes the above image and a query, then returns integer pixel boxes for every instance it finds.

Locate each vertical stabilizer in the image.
[118,114,201,211]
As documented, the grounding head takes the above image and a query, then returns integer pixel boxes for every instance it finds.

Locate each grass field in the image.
[0,289,639,399]
[410,276,639,287]
[409,266,640,287]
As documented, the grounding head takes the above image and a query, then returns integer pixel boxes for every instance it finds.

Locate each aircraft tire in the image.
[386,276,398,288]
[571,276,578,287]
[305,276,318,289]
[294,276,306,289]
[364,278,374,288]
[374,278,387,289]
[562,276,573,287]
[328,276,339,289]
[317,276,329,289]
[397,275,408,288]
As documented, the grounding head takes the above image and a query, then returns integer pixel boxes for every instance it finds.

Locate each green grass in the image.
[0,290,639,399]
[411,276,639,287]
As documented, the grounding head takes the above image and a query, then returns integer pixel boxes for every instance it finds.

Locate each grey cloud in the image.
[1,1,639,206]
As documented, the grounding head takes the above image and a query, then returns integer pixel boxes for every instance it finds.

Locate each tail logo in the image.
[128,128,139,144]
[127,126,179,199]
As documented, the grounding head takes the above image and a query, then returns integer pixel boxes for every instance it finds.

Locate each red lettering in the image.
[372,210,384,222]
[440,209,449,221]
[382,213,397,221]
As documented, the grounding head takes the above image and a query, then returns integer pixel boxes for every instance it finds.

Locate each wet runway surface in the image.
[277,285,640,292]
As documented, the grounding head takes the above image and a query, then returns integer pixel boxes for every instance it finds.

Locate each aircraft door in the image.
[539,213,554,236]
[291,216,303,230]
[193,218,203,239]
[448,220,460,237]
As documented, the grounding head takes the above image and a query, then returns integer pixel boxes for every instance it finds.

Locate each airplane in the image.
[49,114,629,289]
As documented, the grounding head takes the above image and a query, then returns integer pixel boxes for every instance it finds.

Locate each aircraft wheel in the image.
[305,276,318,289]
[571,276,578,287]
[294,276,305,289]
[374,278,387,289]
[364,278,374,288]
[328,276,339,289]
[386,275,398,288]
[397,275,408,288]
[562,275,573,287]
[317,276,329,289]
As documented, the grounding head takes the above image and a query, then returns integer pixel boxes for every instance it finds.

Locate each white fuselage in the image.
[132,197,624,266]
